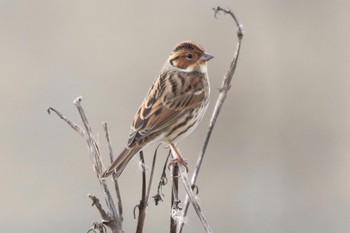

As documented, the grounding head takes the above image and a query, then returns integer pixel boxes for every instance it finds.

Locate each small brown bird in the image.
[101,41,213,178]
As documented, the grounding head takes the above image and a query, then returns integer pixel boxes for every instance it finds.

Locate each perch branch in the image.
[178,6,244,233]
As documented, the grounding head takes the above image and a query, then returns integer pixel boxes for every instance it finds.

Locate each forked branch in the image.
[48,97,123,233]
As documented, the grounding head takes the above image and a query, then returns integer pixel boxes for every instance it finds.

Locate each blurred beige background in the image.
[1,0,350,232]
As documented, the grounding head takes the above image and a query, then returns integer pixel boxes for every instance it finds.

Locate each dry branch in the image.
[48,97,123,233]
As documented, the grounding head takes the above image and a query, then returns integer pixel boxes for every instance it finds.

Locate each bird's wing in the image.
[127,72,207,147]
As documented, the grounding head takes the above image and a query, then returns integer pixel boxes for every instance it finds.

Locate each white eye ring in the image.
[186,53,193,60]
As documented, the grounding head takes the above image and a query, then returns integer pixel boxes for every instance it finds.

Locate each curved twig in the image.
[178,7,244,233]
[153,149,171,205]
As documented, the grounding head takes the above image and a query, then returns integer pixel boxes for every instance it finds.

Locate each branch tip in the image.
[73,96,83,105]
[212,6,244,39]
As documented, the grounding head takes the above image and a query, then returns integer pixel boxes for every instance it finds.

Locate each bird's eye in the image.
[186,53,193,60]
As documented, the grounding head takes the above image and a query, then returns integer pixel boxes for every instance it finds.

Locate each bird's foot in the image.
[168,158,189,173]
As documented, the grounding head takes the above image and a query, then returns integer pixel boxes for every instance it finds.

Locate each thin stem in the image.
[136,151,147,233]
[178,166,213,233]
[170,164,179,233]
[146,145,159,201]
[103,122,123,219]
[135,147,159,233]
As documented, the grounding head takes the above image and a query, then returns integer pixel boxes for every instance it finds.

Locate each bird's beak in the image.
[200,52,214,61]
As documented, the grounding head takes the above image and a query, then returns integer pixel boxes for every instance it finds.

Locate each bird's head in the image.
[168,41,213,73]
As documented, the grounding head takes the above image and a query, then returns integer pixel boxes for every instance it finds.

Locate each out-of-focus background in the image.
[1,0,350,232]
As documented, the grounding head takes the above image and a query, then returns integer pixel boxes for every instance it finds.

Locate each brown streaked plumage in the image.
[101,41,213,178]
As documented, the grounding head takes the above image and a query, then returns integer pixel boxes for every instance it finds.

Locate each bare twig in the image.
[146,145,159,201]
[135,146,158,232]
[135,151,147,233]
[103,122,115,166]
[48,98,123,233]
[153,149,171,205]
[88,194,111,222]
[73,97,103,175]
[103,122,123,219]
[47,107,85,136]
[73,97,122,233]
[178,7,244,233]
[178,166,213,233]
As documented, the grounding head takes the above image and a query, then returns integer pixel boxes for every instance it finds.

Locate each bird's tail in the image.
[100,146,141,179]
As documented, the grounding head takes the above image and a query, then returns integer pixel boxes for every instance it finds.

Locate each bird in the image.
[101,41,213,179]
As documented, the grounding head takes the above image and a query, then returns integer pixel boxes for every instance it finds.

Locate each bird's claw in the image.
[168,158,189,173]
